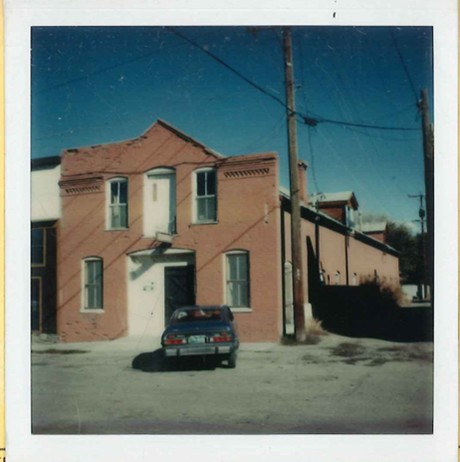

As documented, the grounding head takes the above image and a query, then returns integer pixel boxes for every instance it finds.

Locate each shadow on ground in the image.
[312,286,433,342]
[132,349,230,372]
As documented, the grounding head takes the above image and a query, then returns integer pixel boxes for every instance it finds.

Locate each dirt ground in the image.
[31,332,433,434]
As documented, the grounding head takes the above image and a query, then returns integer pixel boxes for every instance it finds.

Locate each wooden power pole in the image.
[283,28,306,341]
[418,89,434,300]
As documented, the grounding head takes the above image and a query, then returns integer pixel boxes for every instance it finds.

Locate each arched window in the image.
[82,257,103,311]
[106,177,128,229]
[194,168,217,223]
[225,250,250,308]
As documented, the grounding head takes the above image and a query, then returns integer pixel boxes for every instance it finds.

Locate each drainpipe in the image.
[345,233,350,286]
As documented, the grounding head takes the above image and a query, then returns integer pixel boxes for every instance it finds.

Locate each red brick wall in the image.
[58,122,282,342]
[319,205,345,224]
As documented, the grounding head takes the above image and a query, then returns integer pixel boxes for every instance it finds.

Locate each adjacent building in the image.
[31,119,400,342]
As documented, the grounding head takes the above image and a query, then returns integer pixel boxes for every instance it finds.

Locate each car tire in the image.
[228,351,237,369]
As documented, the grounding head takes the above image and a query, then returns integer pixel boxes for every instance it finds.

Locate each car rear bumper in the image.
[163,344,235,358]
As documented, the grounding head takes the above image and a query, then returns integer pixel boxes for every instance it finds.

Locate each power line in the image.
[167,27,288,110]
[168,27,420,133]
[303,115,419,131]
[307,127,320,193]
[390,29,419,104]
[34,42,185,95]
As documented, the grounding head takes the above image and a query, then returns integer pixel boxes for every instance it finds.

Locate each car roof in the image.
[174,305,229,312]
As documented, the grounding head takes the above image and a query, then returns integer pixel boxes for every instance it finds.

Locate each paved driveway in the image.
[31,333,433,434]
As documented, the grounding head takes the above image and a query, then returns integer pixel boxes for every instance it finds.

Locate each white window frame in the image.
[106,177,129,230]
[193,168,217,224]
[225,250,250,311]
[81,257,104,312]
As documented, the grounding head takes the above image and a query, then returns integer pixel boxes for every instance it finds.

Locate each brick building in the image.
[31,119,400,342]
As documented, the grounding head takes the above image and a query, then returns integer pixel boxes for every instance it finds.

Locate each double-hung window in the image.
[83,258,103,310]
[31,228,45,266]
[226,251,250,308]
[195,169,217,223]
[108,178,128,229]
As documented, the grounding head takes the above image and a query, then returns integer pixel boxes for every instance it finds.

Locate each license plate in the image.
[188,335,206,344]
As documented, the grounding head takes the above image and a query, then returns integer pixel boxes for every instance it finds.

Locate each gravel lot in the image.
[31,333,433,434]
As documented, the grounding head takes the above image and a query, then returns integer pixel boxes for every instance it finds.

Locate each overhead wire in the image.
[296,30,321,194]
[167,27,288,111]
[167,27,420,133]
[389,28,419,104]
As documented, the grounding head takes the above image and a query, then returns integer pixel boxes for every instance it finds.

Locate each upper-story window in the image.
[31,227,45,266]
[194,168,217,223]
[107,177,128,229]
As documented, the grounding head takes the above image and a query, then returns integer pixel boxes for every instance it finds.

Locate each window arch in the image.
[106,177,128,229]
[225,250,250,308]
[82,257,103,311]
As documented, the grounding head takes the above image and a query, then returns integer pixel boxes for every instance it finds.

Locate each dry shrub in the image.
[304,318,329,345]
[281,318,329,345]
[306,318,328,337]
[360,276,405,305]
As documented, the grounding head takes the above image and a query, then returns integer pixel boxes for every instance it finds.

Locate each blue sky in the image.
[31,26,433,227]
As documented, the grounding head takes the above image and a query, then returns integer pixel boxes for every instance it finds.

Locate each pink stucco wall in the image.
[282,208,400,303]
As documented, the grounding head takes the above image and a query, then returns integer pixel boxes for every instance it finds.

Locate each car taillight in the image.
[210,331,233,343]
[163,334,186,345]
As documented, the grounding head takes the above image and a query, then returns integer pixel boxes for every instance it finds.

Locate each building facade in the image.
[31,157,61,334]
[32,119,400,342]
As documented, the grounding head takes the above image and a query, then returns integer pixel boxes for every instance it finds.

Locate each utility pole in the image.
[418,89,434,300]
[283,27,306,342]
[408,193,427,299]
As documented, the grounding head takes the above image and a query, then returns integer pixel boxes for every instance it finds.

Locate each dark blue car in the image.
[161,305,239,368]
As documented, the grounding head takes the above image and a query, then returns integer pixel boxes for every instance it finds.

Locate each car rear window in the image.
[172,308,224,323]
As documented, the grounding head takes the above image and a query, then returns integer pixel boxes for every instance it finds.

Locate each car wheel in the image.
[228,351,237,369]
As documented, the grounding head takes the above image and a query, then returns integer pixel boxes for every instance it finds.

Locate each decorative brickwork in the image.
[59,177,103,195]
[223,168,270,179]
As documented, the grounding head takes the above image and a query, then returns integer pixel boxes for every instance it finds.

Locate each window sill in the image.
[229,307,252,313]
[191,221,219,226]
[80,309,104,314]
[105,227,129,232]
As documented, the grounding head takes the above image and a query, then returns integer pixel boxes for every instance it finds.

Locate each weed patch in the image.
[33,349,88,355]
[301,354,324,364]
[331,342,366,358]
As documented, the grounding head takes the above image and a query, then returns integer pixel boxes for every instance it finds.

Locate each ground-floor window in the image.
[83,257,103,310]
[226,251,250,308]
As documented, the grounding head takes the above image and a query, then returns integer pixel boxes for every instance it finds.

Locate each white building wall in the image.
[31,165,61,221]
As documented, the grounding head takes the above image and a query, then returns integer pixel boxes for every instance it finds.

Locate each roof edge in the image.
[154,119,224,159]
